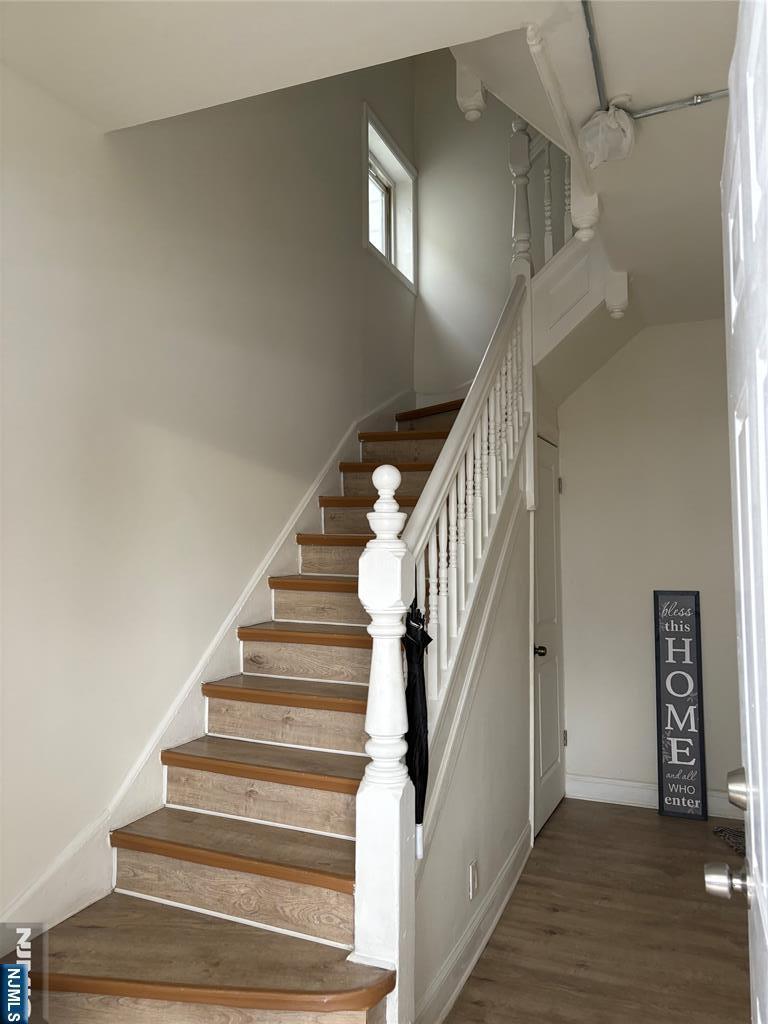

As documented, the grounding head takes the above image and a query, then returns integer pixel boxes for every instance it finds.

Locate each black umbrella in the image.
[403,596,432,859]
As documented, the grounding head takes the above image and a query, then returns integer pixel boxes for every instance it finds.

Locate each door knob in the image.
[533,645,548,657]
[727,766,748,811]
[704,862,749,900]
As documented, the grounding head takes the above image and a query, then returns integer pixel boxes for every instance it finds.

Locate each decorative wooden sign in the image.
[654,591,707,820]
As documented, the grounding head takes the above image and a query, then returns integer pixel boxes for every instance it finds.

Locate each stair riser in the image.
[361,438,445,461]
[243,641,370,684]
[274,588,367,625]
[323,509,413,534]
[45,992,385,1023]
[343,470,430,497]
[166,767,356,836]
[115,849,353,945]
[398,410,459,431]
[301,545,361,575]
[208,698,367,753]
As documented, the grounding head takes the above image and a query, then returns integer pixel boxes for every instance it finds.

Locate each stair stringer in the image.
[0,386,414,935]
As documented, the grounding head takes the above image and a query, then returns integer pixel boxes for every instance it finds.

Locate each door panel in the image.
[534,437,565,834]
[722,2,768,1016]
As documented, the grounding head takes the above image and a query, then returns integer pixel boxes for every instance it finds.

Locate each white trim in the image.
[362,102,418,292]
[565,774,743,820]
[415,824,531,1024]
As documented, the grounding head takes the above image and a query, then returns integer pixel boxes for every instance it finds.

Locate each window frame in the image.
[368,157,394,262]
[363,104,417,293]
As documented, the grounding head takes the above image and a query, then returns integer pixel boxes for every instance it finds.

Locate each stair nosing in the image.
[41,973,395,1012]
[237,623,371,649]
[297,533,369,547]
[160,748,364,795]
[110,831,355,894]
[395,398,463,422]
[339,461,434,472]
[203,678,367,715]
[268,575,359,594]
[358,430,449,441]
[319,494,419,507]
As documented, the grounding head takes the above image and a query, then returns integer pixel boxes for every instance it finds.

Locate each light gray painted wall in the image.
[412,49,515,395]
[416,502,531,1018]
[558,320,741,799]
[0,59,416,908]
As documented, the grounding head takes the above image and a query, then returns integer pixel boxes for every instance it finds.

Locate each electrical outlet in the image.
[468,860,479,900]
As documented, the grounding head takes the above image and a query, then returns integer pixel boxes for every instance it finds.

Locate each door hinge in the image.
[563,729,568,747]
[558,477,563,494]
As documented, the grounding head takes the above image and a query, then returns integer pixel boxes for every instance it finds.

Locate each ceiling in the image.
[0,1,530,131]
[1,0,739,329]
[456,0,738,326]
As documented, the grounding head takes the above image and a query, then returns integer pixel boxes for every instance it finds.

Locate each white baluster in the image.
[416,549,426,616]
[500,357,509,470]
[564,153,573,242]
[355,465,415,1023]
[481,404,490,539]
[457,458,466,612]
[448,480,458,641]
[494,368,504,496]
[473,425,483,560]
[509,117,532,266]
[516,324,524,434]
[438,503,449,675]
[464,445,475,586]
[427,527,439,700]
[488,391,497,517]
[506,339,515,455]
[544,142,554,263]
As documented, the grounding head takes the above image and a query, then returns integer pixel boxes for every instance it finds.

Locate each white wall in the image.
[558,320,741,810]
[0,60,416,911]
[412,49,515,395]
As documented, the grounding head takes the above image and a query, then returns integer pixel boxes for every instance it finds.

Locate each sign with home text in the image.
[654,591,707,820]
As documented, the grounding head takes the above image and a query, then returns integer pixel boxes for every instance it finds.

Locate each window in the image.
[368,160,393,261]
[364,106,417,289]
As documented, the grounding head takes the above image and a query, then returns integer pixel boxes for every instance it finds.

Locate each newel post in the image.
[509,116,532,267]
[353,465,416,1024]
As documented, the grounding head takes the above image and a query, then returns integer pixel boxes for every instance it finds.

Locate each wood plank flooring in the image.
[446,800,750,1024]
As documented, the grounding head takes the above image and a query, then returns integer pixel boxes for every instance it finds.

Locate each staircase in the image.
[17,401,461,1023]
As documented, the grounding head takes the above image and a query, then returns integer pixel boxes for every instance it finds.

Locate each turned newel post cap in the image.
[372,465,401,513]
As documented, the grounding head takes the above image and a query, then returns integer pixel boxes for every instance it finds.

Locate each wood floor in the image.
[446,800,750,1024]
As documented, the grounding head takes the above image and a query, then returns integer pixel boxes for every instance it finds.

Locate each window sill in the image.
[366,241,417,296]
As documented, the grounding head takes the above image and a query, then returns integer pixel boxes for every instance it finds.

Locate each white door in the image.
[721,1,768,1018]
[534,436,566,834]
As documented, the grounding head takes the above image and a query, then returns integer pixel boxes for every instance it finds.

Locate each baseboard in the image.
[416,824,531,1024]
[1,387,413,931]
[565,773,742,820]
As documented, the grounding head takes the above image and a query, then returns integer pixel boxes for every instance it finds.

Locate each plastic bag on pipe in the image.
[578,104,635,169]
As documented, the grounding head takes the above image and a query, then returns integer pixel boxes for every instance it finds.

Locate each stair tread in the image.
[298,533,370,546]
[163,735,368,792]
[320,494,419,507]
[358,430,449,441]
[395,398,463,422]
[238,620,371,648]
[339,460,435,471]
[17,893,393,1009]
[203,674,368,713]
[269,574,359,592]
[112,807,356,890]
